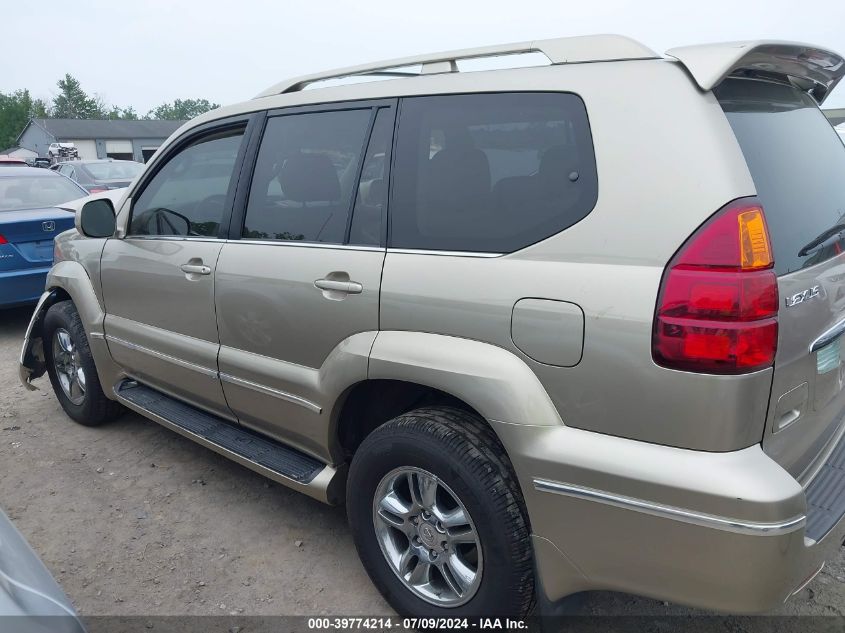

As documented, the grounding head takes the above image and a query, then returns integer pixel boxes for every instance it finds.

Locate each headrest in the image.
[428,147,491,204]
[278,153,341,202]
[364,178,385,206]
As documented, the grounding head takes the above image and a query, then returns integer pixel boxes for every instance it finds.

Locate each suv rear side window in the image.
[390,92,598,253]
[716,79,845,275]
[243,109,371,243]
[130,128,244,237]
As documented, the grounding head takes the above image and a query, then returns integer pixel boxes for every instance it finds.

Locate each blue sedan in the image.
[0,167,87,308]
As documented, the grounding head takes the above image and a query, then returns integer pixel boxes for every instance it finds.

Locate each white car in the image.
[836,122,845,144]
[47,143,78,160]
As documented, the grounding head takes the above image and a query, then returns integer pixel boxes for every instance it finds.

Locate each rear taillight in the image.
[652,197,778,374]
[0,234,6,245]
[88,187,108,194]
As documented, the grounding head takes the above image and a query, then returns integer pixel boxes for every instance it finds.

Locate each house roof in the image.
[28,118,186,140]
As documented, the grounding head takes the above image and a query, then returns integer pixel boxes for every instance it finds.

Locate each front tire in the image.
[347,407,535,617]
[44,300,123,426]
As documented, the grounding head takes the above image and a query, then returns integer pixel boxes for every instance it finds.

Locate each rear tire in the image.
[347,406,535,617]
[44,300,123,426]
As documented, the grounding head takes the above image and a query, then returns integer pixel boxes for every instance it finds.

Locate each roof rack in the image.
[255,34,657,98]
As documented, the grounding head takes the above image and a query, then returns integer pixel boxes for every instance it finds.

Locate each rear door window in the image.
[390,92,598,253]
[243,109,372,244]
[716,78,845,276]
[349,107,393,246]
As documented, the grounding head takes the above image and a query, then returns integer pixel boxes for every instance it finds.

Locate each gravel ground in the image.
[1,304,843,620]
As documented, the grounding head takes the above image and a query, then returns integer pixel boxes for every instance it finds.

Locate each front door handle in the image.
[181,263,211,275]
[314,278,363,294]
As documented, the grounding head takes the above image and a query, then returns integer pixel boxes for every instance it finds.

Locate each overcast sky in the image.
[4,0,845,113]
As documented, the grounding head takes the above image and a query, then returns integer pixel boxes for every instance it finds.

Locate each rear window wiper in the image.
[798,223,845,257]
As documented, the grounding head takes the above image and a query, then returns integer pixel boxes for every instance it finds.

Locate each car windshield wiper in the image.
[798,223,845,257]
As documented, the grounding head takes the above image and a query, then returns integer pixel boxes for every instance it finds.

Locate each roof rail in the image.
[255,34,657,98]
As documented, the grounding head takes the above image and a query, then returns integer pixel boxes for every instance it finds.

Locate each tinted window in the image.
[716,79,845,275]
[0,175,85,211]
[390,92,598,252]
[86,161,143,180]
[349,108,393,246]
[129,128,243,237]
[243,109,371,243]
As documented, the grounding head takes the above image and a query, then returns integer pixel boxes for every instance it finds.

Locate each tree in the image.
[0,76,223,152]
[0,89,47,151]
[30,98,50,118]
[108,105,139,120]
[146,98,220,121]
[51,74,104,119]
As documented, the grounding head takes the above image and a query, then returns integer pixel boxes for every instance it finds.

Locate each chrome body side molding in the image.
[533,478,806,536]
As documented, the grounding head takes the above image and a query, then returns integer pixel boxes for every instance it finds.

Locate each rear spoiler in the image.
[666,40,845,104]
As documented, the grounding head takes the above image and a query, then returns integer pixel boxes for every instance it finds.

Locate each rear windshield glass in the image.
[0,175,85,211]
[716,78,845,276]
[86,161,143,180]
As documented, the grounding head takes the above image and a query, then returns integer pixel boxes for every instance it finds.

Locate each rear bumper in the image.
[0,267,49,308]
[491,421,845,614]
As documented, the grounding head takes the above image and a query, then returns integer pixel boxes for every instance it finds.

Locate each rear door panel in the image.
[214,101,394,461]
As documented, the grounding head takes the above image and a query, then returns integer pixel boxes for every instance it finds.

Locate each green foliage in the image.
[30,98,49,119]
[51,74,105,119]
[0,89,45,151]
[145,98,220,121]
[0,73,221,151]
[108,105,139,120]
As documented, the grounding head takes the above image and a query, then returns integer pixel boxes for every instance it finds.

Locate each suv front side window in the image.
[129,128,245,238]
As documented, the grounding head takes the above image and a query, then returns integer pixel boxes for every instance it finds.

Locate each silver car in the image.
[0,507,85,632]
[19,35,845,617]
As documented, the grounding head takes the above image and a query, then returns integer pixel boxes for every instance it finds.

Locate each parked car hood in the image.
[57,188,127,214]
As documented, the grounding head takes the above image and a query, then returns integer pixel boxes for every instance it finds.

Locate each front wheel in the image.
[43,300,123,426]
[347,407,535,617]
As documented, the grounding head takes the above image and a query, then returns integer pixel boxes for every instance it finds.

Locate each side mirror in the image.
[77,199,116,238]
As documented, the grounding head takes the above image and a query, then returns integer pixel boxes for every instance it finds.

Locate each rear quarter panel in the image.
[380,59,768,451]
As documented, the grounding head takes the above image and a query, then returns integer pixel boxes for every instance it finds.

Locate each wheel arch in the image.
[20,260,121,394]
[334,379,485,457]
[332,331,562,459]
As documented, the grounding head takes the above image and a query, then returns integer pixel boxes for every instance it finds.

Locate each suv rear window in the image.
[390,92,598,253]
[716,78,845,276]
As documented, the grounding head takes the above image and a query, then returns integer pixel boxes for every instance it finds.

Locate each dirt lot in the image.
[1,304,844,619]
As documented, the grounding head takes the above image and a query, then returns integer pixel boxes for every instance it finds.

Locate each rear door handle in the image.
[181,264,211,275]
[314,278,363,294]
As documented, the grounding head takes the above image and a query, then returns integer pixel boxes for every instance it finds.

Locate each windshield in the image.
[85,161,143,180]
[716,78,845,276]
[0,176,85,211]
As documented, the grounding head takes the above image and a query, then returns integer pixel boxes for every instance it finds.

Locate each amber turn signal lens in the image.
[738,208,773,270]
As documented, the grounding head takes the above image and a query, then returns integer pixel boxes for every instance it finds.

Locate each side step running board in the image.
[113,379,344,504]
